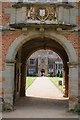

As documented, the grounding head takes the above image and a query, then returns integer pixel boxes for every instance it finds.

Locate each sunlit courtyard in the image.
[26,77,66,100]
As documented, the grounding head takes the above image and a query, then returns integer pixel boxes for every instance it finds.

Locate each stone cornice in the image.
[6,59,16,64]
[67,62,78,68]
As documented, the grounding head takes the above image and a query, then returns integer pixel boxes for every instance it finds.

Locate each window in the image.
[28,68,35,75]
[30,59,35,64]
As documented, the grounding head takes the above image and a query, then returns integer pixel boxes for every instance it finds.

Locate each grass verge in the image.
[49,77,63,93]
[26,77,36,89]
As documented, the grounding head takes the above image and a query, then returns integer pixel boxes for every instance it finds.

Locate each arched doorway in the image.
[26,49,64,99]
[41,69,45,76]
[4,31,78,110]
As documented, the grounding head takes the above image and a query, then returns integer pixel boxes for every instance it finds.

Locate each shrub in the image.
[50,72,54,77]
[33,72,38,77]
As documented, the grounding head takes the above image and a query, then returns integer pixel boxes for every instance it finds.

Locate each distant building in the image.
[27,50,63,76]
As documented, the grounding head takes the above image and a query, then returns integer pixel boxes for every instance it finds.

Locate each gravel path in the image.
[26,77,63,99]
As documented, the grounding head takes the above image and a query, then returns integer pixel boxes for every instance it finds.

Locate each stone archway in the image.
[4,30,78,110]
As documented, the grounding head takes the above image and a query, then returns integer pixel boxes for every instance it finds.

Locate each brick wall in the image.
[64,33,79,56]
[2,30,21,70]
[78,32,80,98]
[0,2,2,26]
[2,2,11,26]
[77,2,80,98]
[1,2,79,68]
[1,2,21,97]
[76,1,80,8]
[76,2,80,26]
[0,32,2,72]
[2,32,79,71]
[1,2,80,98]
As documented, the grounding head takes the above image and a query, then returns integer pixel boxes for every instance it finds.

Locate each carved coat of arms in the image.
[39,9,45,17]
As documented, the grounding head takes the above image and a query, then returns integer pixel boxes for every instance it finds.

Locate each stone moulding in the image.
[67,62,78,68]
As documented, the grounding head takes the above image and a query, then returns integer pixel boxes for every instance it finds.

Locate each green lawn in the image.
[26,77,36,89]
[49,77,63,93]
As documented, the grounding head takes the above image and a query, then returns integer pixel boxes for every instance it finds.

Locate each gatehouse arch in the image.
[4,30,78,110]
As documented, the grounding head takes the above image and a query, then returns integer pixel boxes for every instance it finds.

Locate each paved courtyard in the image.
[3,77,78,118]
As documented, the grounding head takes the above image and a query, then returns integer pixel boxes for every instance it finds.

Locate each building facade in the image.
[27,50,63,76]
[0,1,80,111]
